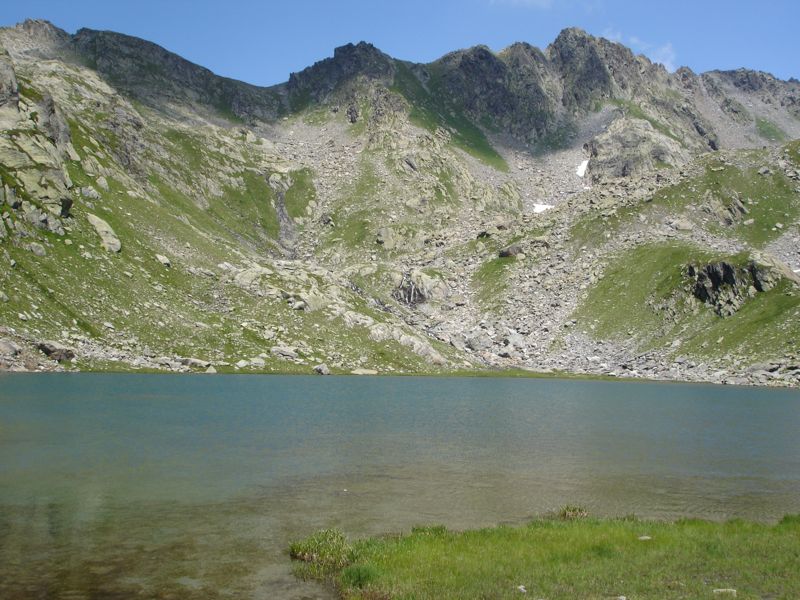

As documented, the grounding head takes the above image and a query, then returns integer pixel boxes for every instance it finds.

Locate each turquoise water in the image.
[1,374,799,598]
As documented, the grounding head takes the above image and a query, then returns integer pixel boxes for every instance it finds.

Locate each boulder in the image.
[36,341,75,362]
[155,254,171,268]
[87,213,121,252]
[375,227,397,250]
[0,340,21,356]
[465,329,493,352]
[37,93,71,149]
[28,242,46,257]
[180,357,211,369]
[351,368,378,375]
[687,255,797,317]
[392,270,449,305]
[314,363,331,375]
[587,117,690,179]
[233,264,273,288]
[271,346,298,360]
[499,244,522,258]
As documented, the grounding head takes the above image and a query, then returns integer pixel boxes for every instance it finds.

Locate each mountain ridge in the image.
[1,18,800,386]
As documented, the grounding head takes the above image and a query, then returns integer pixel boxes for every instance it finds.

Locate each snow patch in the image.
[576,159,589,178]
[533,204,554,214]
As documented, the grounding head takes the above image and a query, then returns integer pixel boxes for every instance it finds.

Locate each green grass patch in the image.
[291,515,800,599]
[284,168,316,220]
[213,170,281,243]
[163,129,206,171]
[756,117,787,142]
[610,99,681,143]
[16,77,44,103]
[214,100,245,124]
[325,159,381,250]
[473,255,516,309]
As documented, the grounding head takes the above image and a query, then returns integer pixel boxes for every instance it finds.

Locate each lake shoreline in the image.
[290,514,800,599]
[2,361,799,390]
[2,325,799,388]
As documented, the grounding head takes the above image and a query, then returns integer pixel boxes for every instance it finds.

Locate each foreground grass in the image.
[290,515,800,599]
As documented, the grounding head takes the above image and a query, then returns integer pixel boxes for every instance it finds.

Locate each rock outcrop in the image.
[687,256,797,317]
[0,46,19,112]
[87,214,121,253]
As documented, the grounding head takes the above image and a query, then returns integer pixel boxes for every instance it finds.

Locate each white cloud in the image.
[601,27,622,42]
[651,42,677,72]
[489,0,554,8]
[601,29,677,72]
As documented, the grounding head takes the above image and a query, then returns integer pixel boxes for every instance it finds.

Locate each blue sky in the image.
[2,0,798,86]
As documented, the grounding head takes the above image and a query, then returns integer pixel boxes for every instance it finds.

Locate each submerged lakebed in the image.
[1,374,799,599]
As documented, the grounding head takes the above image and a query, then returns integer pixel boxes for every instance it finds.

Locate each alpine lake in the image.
[1,373,799,599]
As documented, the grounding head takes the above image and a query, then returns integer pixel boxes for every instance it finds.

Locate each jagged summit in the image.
[287,41,394,109]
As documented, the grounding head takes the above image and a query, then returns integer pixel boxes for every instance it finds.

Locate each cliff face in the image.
[1,19,800,386]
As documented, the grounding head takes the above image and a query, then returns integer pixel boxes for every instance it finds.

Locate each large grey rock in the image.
[28,242,46,257]
[155,254,171,268]
[271,346,298,360]
[87,213,121,252]
[499,244,523,258]
[180,357,211,369]
[465,329,493,352]
[588,117,690,179]
[314,363,330,375]
[37,340,75,362]
[0,339,21,355]
[687,255,798,317]
[37,93,71,148]
[0,46,18,111]
[392,270,449,305]
[351,368,378,375]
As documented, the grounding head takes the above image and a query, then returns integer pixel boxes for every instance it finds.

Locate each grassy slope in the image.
[0,79,459,374]
[291,516,800,599]
[573,242,800,361]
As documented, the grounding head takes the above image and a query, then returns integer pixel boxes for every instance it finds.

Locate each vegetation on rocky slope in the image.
[1,19,800,385]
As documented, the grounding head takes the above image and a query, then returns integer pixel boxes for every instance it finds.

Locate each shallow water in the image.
[1,374,799,598]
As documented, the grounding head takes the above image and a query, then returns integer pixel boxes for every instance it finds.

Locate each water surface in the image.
[1,374,799,598]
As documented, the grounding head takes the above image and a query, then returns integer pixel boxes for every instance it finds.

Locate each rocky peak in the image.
[547,28,614,109]
[287,41,394,107]
[500,42,549,71]
[0,19,70,60]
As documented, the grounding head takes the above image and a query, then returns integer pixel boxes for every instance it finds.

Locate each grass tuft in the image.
[557,504,589,520]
